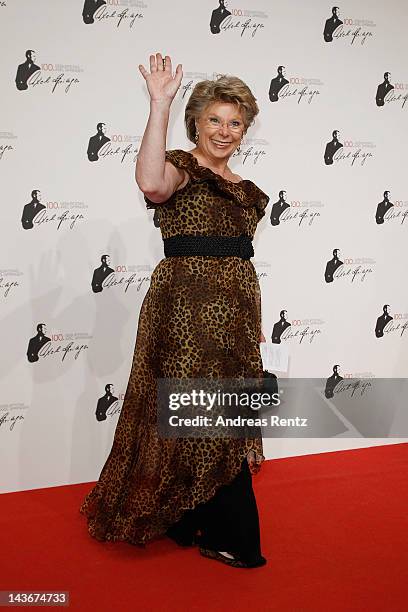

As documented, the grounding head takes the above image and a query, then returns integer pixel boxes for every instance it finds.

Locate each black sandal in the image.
[199,547,267,569]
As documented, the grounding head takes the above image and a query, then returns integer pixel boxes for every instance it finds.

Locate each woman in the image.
[79,53,270,569]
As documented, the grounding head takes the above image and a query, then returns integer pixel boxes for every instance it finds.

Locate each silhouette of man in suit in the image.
[96,384,118,421]
[376,72,394,107]
[272,310,291,344]
[324,130,343,165]
[21,190,46,230]
[375,304,393,338]
[82,0,106,24]
[91,254,114,293]
[323,6,343,42]
[270,190,290,226]
[325,364,343,398]
[210,0,231,34]
[325,248,343,283]
[27,323,51,363]
[15,50,40,91]
[87,123,110,162]
[269,66,289,102]
[375,190,394,224]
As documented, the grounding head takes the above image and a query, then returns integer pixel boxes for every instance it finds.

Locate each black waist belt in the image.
[163,234,254,260]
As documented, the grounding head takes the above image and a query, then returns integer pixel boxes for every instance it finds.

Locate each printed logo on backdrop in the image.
[324,130,342,164]
[82,0,145,28]
[342,370,375,379]
[271,310,324,345]
[180,72,213,99]
[91,255,151,293]
[269,66,322,104]
[20,190,86,230]
[324,364,343,398]
[26,323,90,363]
[375,72,408,109]
[232,138,268,166]
[324,130,375,166]
[91,255,115,292]
[87,123,141,163]
[324,365,373,404]
[376,191,408,226]
[323,6,375,45]
[324,248,343,282]
[15,50,81,93]
[87,123,110,161]
[209,0,266,37]
[27,323,50,362]
[375,190,393,224]
[253,262,270,284]
[0,132,16,161]
[375,305,408,339]
[0,404,27,434]
[0,269,22,299]
[95,384,124,421]
[269,191,323,228]
[15,50,40,90]
[324,249,375,284]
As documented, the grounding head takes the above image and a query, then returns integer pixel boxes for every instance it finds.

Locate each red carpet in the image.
[1,443,407,611]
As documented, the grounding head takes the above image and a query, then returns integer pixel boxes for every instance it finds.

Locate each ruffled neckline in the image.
[187,150,249,185]
[166,149,270,216]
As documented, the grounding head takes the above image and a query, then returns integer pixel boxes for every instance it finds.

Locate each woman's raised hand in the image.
[138,53,183,104]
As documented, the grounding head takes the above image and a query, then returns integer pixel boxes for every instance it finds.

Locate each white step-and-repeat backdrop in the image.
[1,0,407,493]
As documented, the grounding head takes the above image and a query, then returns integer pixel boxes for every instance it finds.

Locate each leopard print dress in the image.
[79,149,270,545]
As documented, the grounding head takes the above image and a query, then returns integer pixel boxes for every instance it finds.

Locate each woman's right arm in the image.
[136,53,186,204]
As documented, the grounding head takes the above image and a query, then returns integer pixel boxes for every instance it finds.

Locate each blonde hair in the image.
[184,74,259,143]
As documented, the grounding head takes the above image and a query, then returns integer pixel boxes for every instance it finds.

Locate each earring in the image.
[236,138,243,154]
[195,129,199,144]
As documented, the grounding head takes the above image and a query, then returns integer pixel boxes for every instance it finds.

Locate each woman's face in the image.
[195,102,245,159]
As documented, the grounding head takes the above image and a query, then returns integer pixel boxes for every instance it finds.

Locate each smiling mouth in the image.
[211,139,232,145]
